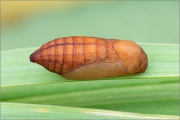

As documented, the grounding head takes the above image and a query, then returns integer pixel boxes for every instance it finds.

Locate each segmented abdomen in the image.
[30,36,119,74]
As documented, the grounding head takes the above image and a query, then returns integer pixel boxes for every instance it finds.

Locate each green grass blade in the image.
[2,102,178,119]
[1,43,179,86]
[2,78,179,115]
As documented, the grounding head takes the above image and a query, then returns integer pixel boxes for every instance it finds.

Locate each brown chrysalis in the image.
[30,36,148,80]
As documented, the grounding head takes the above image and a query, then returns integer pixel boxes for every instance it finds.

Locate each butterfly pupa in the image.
[30,36,148,80]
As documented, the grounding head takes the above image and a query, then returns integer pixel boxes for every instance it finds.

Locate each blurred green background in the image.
[2,1,179,50]
[1,1,179,119]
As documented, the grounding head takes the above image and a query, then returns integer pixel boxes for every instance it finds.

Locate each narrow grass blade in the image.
[2,103,179,119]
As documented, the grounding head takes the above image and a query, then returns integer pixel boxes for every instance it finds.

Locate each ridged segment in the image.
[72,37,84,69]
[105,40,119,62]
[54,39,64,74]
[41,44,48,69]
[96,38,106,60]
[63,37,73,73]
[83,37,97,64]
[47,40,56,72]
